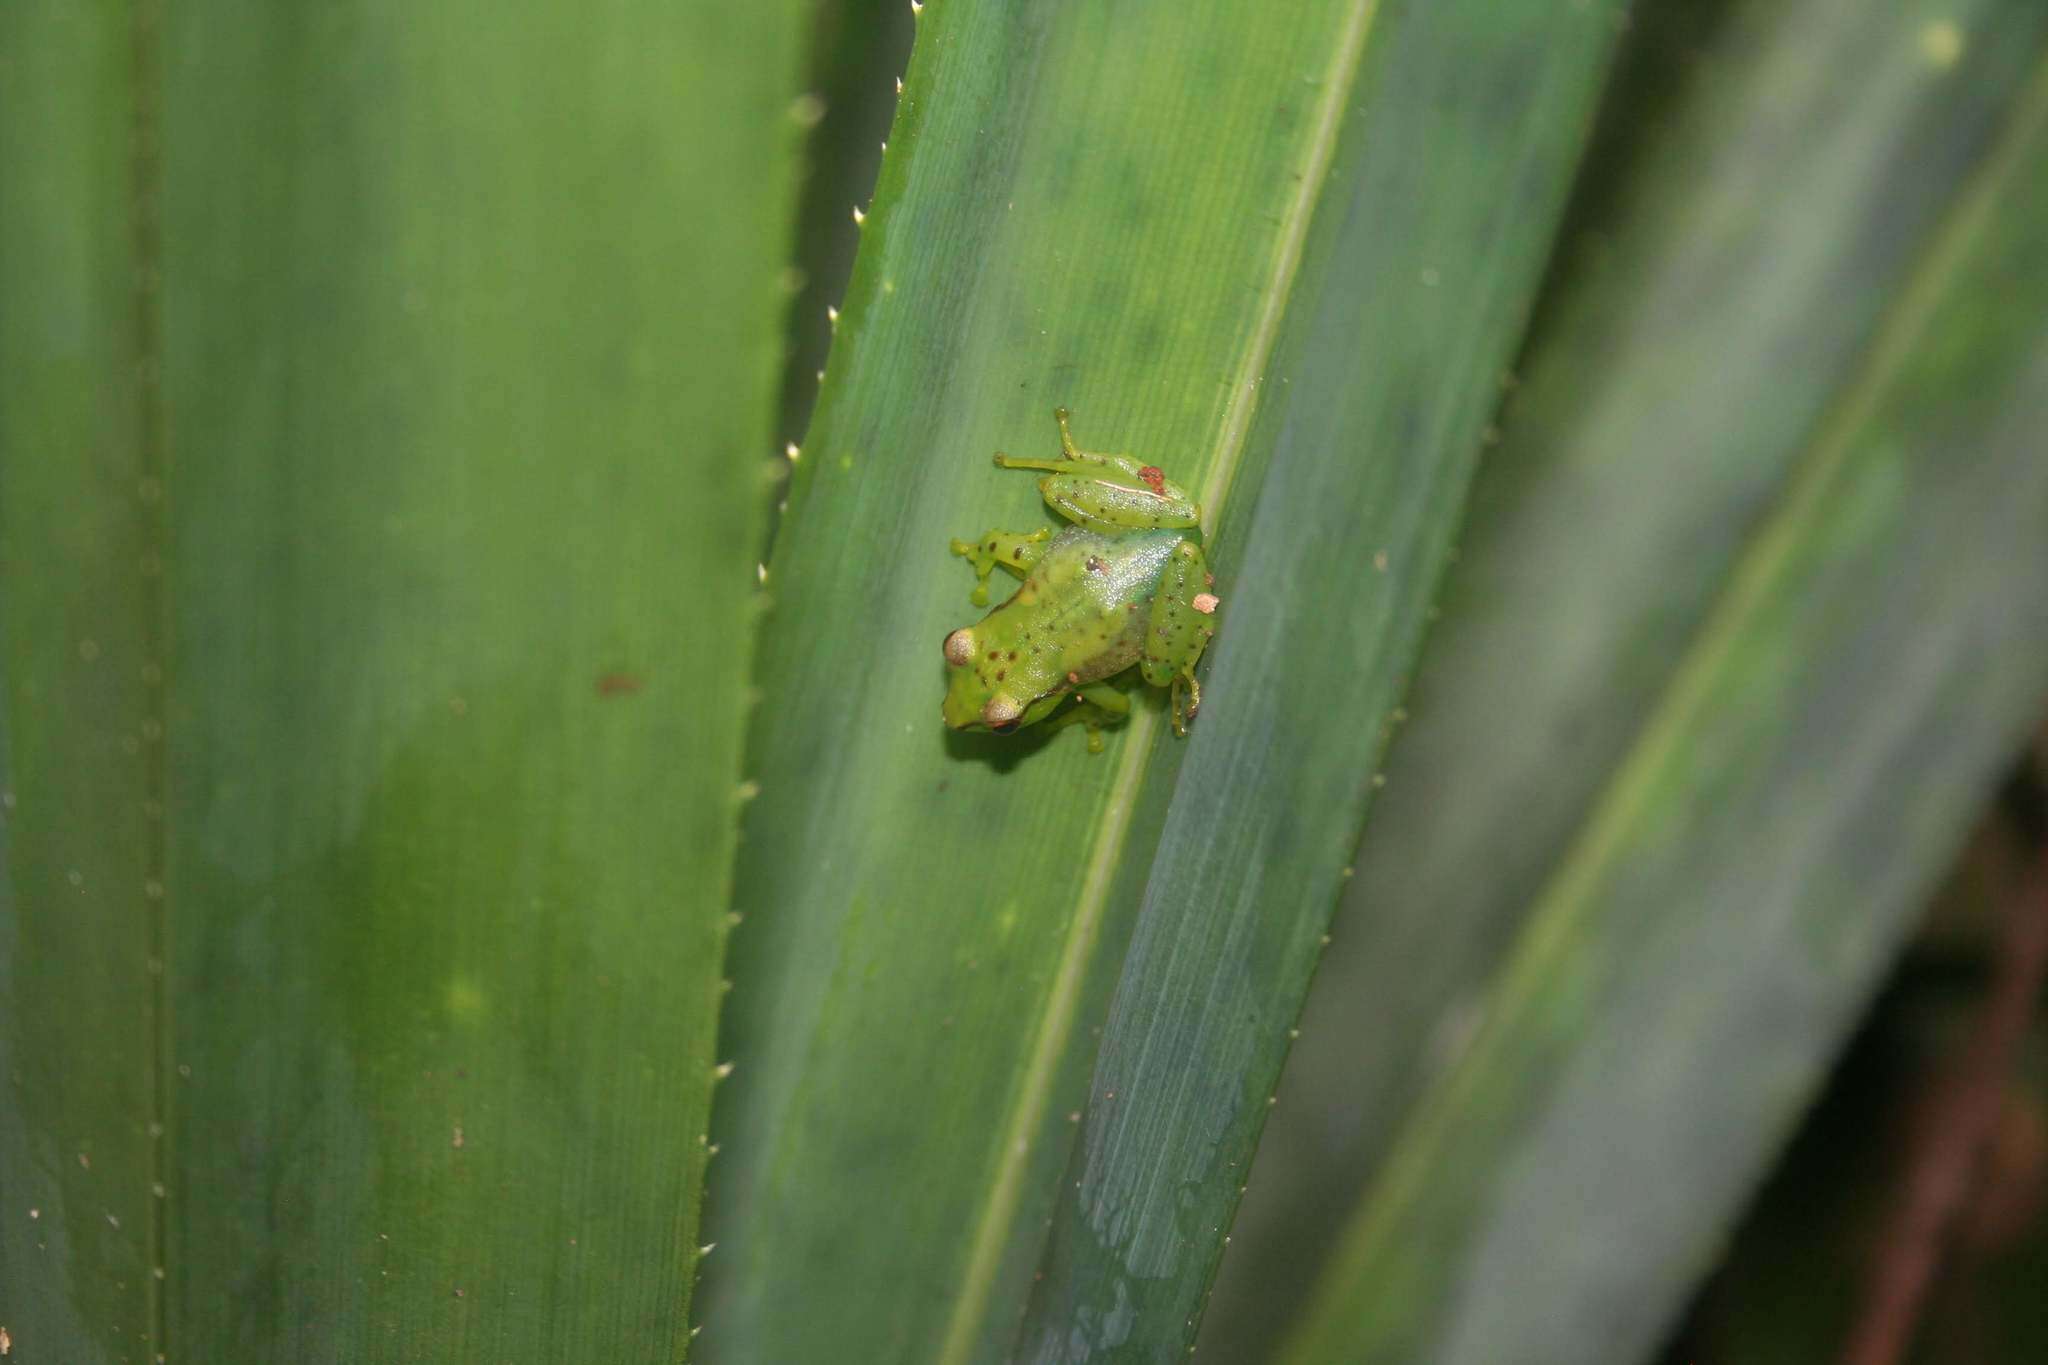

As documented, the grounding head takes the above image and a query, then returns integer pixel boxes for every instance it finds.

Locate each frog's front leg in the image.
[995,408,1201,535]
[1045,682,1131,754]
[1140,540,1220,736]
[948,527,1050,606]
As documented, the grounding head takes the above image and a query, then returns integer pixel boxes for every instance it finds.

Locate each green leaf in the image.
[703,1,1621,1359]
[0,2,803,1358]
[1192,1,2048,1359]
[1212,1,2048,1344]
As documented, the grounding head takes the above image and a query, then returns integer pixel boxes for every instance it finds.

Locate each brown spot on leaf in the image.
[597,673,644,697]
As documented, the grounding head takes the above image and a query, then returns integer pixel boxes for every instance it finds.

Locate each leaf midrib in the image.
[129,0,171,1353]
[933,2,1387,1358]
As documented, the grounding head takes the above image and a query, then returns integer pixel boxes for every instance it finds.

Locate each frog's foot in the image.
[1170,671,1202,738]
[1054,406,1083,458]
[948,527,1050,606]
[1046,681,1131,754]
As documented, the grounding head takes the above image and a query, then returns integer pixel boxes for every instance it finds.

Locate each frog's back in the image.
[999,526,1186,686]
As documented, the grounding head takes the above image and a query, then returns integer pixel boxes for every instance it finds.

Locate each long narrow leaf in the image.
[0,3,804,1358]
[1209,1,2048,1352]
[704,0,1621,1359]
[1012,1,1627,1357]
[1280,19,2048,1363]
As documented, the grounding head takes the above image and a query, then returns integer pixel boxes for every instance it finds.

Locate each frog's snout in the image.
[940,627,1026,734]
[941,689,977,730]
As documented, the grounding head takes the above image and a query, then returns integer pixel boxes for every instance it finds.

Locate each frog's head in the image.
[941,626,1026,733]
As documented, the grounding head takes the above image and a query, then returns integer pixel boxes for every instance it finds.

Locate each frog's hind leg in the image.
[991,409,1151,480]
[1140,540,1220,736]
[1045,682,1131,754]
[993,407,1114,469]
[949,527,1050,606]
[995,408,1200,535]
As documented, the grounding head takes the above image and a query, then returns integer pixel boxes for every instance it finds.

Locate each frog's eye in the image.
[943,628,976,667]
[982,695,1023,732]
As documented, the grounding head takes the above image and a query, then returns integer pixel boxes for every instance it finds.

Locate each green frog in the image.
[941,409,1219,752]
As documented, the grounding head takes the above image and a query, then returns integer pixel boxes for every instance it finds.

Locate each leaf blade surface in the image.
[706,2,1623,1359]
[0,2,805,1357]
[1258,8,2048,1358]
